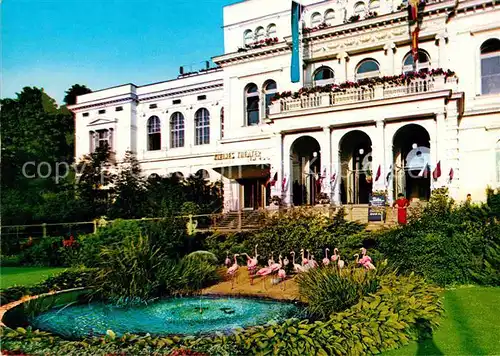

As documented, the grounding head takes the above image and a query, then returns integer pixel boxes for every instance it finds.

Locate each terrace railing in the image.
[270,75,458,115]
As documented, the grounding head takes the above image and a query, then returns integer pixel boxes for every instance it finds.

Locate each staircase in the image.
[212,210,265,232]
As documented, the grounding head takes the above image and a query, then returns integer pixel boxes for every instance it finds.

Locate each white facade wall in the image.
[71,0,500,209]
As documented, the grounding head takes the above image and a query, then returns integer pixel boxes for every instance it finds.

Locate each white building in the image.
[70,0,500,211]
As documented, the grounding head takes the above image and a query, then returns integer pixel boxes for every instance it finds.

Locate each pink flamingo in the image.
[243,246,259,285]
[358,248,376,270]
[227,254,240,289]
[268,252,275,267]
[277,256,286,290]
[331,248,339,262]
[337,253,345,270]
[256,254,282,290]
[300,248,308,266]
[309,254,319,269]
[224,251,231,267]
[322,248,330,266]
[290,251,305,273]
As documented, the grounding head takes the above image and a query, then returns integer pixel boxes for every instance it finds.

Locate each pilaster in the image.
[372,120,386,191]
[383,42,396,76]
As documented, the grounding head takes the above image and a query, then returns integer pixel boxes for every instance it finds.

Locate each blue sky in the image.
[2,0,240,103]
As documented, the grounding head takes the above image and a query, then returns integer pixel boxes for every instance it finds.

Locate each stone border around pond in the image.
[0,287,86,328]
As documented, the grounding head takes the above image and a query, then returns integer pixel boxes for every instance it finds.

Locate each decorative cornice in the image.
[70,96,138,112]
[139,83,223,103]
[213,43,290,66]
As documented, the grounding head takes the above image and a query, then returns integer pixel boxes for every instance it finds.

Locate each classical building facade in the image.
[70,0,500,211]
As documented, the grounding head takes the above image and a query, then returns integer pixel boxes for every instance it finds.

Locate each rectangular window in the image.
[246,97,260,126]
[173,99,181,105]
[149,103,158,109]
[115,106,123,111]
[98,130,109,148]
[197,95,207,101]
[481,56,500,95]
[98,109,106,114]
[83,112,89,117]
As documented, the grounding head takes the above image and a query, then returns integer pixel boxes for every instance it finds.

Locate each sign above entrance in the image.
[214,150,263,162]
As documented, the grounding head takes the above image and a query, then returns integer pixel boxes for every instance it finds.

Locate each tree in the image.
[63,84,92,106]
[75,144,116,220]
[108,151,147,219]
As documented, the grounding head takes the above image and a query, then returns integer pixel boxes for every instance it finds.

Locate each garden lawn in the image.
[0,267,66,289]
[384,286,500,356]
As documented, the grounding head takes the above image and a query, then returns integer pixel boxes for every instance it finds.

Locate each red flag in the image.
[449,168,454,181]
[411,27,420,61]
[268,172,278,187]
[375,165,381,181]
[432,161,441,180]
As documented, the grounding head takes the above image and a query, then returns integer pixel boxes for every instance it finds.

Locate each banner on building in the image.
[290,1,303,83]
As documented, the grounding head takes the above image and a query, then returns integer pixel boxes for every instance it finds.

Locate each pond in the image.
[30,296,301,338]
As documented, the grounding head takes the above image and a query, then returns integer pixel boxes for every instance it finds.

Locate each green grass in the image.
[0,267,66,289]
[384,286,500,356]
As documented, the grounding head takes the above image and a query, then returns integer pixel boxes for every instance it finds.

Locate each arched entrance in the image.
[393,124,431,201]
[339,130,372,204]
[290,136,321,206]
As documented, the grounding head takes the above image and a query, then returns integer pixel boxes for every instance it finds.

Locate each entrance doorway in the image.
[290,136,321,206]
[239,178,270,210]
[340,130,373,204]
[393,124,431,201]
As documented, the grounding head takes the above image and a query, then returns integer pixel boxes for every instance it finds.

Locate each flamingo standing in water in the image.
[227,254,240,289]
[290,251,305,273]
[224,251,231,267]
[322,248,330,266]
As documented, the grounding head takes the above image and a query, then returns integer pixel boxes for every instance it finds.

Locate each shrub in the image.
[246,208,364,264]
[0,255,21,267]
[297,265,382,319]
[18,237,64,266]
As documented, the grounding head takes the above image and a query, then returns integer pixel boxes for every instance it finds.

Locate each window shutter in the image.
[109,129,113,151]
[89,131,94,152]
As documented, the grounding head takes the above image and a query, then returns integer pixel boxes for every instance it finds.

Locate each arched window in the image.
[245,83,260,126]
[480,38,500,95]
[355,59,380,80]
[403,50,431,73]
[313,66,335,86]
[147,116,161,151]
[354,2,366,16]
[324,9,335,26]
[244,30,253,46]
[170,112,184,148]
[195,108,210,145]
[369,0,380,10]
[263,80,277,116]
[255,27,265,42]
[220,107,225,139]
[311,12,322,27]
[267,24,277,38]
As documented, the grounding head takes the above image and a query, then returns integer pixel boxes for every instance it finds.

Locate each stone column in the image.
[383,42,396,76]
[433,112,447,189]
[384,124,394,205]
[332,146,342,205]
[270,133,283,202]
[282,135,293,206]
[337,51,349,83]
[446,103,460,200]
[372,120,386,192]
[322,127,332,201]
[435,32,449,68]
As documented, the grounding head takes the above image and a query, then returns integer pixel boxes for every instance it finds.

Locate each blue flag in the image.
[291,1,302,83]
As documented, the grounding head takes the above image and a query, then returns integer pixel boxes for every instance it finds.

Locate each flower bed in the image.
[0,273,443,355]
[271,69,456,102]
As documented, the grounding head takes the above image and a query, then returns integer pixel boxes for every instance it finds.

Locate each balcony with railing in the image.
[269,73,459,117]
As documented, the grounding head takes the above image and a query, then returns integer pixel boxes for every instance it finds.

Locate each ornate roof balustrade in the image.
[268,72,458,116]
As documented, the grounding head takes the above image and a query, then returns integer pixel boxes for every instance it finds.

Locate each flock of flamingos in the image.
[224,246,376,289]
